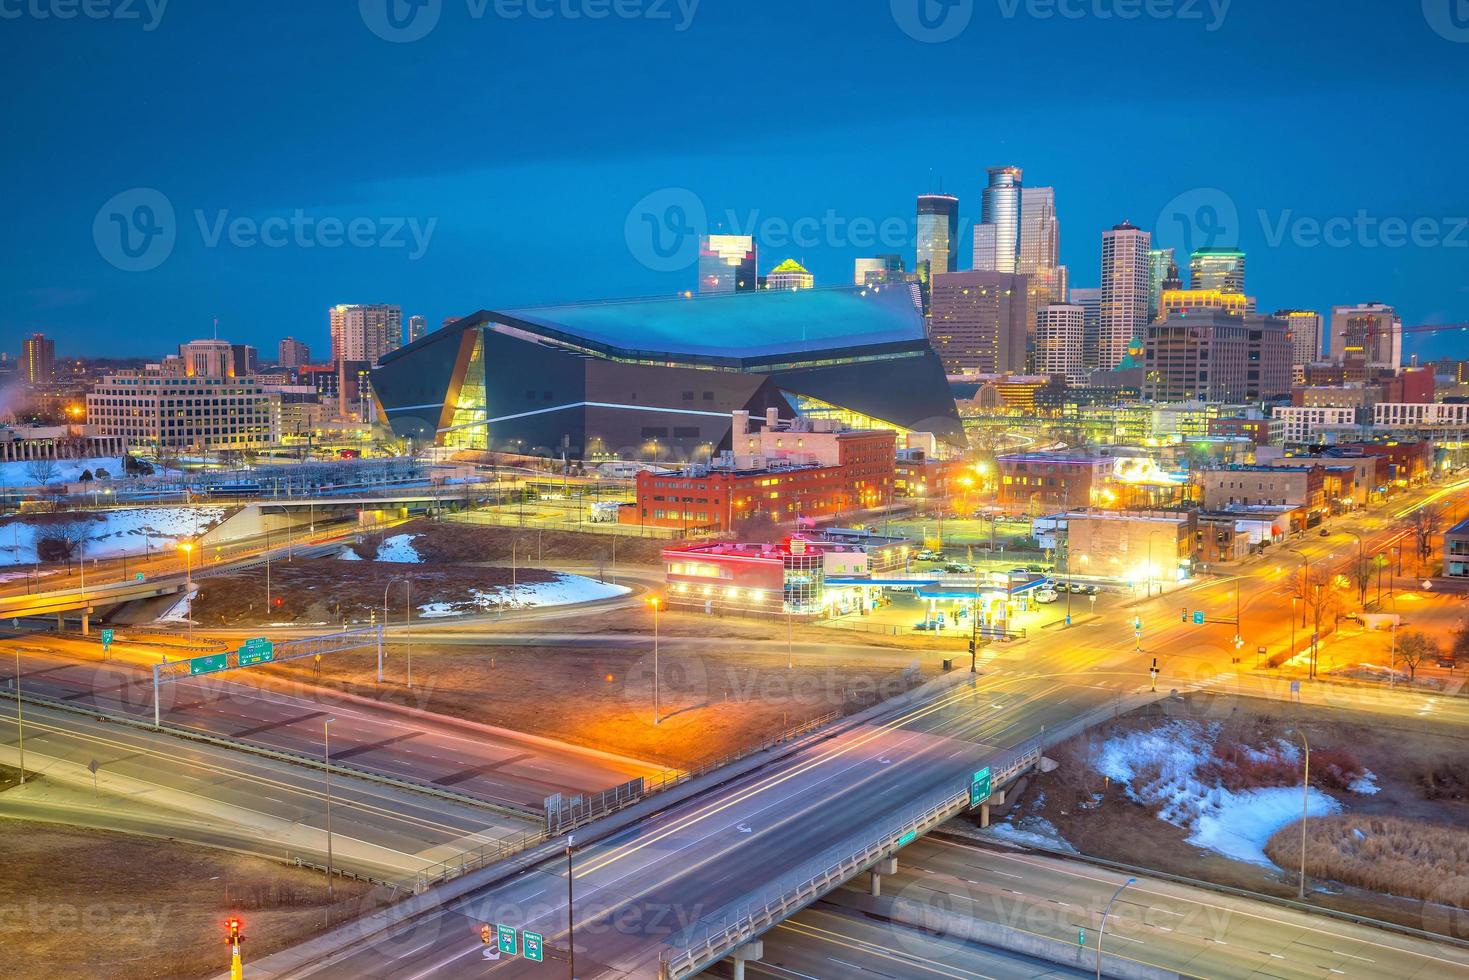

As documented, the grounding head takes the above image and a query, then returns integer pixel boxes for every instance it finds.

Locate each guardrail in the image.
[291,856,404,892]
[661,737,1043,979]
[412,827,550,893]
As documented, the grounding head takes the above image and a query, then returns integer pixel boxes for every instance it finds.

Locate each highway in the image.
[1,634,666,812]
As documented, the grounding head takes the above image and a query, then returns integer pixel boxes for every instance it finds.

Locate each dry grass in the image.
[0,819,373,980]
[388,518,669,565]
[1265,814,1469,906]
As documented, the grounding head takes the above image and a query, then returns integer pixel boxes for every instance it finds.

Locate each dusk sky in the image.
[5,0,1468,361]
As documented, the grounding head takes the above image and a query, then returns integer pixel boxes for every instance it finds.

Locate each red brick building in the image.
[627,461,867,532]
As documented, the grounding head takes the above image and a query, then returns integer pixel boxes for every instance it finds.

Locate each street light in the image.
[1096,876,1137,979]
[12,648,23,787]
[382,578,413,686]
[647,596,661,725]
[323,716,337,901]
[1294,729,1310,899]
[179,541,195,640]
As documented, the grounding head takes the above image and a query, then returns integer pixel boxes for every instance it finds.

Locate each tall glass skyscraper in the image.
[698,235,758,293]
[979,166,1023,274]
[1189,247,1246,295]
[916,193,959,283]
[1147,247,1175,322]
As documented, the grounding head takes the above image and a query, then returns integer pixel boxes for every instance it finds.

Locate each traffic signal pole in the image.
[226,918,244,980]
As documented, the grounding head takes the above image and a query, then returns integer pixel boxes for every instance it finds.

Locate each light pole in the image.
[1285,546,1309,627]
[1096,876,1137,980]
[13,648,23,786]
[323,716,336,900]
[179,541,195,640]
[648,596,661,725]
[566,834,576,980]
[1295,729,1310,899]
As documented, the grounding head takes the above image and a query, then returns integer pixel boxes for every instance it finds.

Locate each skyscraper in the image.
[1147,247,1174,322]
[698,234,758,293]
[1331,302,1402,374]
[927,270,1029,375]
[1069,287,1102,372]
[916,193,959,283]
[1274,310,1324,366]
[278,337,311,368]
[21,333,54,384]
[854,254,905,286]
[971,224,997,272]
[1018,186,1058,275]
[1189,247,1246,294]
[1099,222,1152,370]
[979,166,1023,274]
[764,259,814,291]
[408,315,428,344]
[1036,305,1087,383]
[330,304,403,365]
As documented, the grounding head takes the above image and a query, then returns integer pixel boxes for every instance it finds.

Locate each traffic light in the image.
[273,596,284,608]
[1181,608,1188,622]
[479,924,493,946]
[225,917,244,945]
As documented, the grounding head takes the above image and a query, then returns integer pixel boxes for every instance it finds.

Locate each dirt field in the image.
[380,518,669,565]
[261,640,938,769]
[991,694,1469,933]
[190,558,557,626]
[0,817,373,980]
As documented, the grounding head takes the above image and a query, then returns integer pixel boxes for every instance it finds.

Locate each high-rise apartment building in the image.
[1331,302,1402,373]
[329,304,403,365]
[1099,222,1152,370]
[408,315,428,344]
[927,271,1029,375]
[1147,247,1174,322]
[697,235,758,294]
[978,166,1023,274]
[1275,310,1324,367]
[765,259,814,291]
[21,333,55,384]
[278,337,311,368]
[1036,305,1087,383]
[1069,287,1102,372]
[1189,247,1246,294]
[916,193,960,283]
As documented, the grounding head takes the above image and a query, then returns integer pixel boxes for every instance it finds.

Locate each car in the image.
[1068,582,1087,594]
[1319,528,1330,537]
[1026,564,1051,573]
[1437,655,1458,669]
[913,619,945,631]
[1085,584,1100,595]
[1009,567,1031,576]
[1034,589,1061,604]
[945,562,974,573]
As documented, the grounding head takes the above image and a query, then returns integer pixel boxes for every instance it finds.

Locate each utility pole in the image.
[13,648,22,786]
[1297,730,1310,899]
[566,835,576,980]
[323,716,336,901]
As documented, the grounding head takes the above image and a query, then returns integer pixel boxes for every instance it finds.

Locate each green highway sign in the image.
[897,830,917,846]
[189,653,228,676]
[496,924,517,956]
[970,767,992,807]
[523,931,543,963]
[238,637,275,666]
[100,628,114,647]
[1192,611,1205,625]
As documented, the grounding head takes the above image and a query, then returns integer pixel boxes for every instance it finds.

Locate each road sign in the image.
[1193,611,1205,625]
[970,767,992,807]
[100,628,114,650]
[496,924,517,956]
[134,572,144,581]
[238,637,275,666]
[189,653,228,676]
[523,931,543,963]
[897,830,917,846]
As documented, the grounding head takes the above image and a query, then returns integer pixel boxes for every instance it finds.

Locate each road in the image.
[1,634,666,812]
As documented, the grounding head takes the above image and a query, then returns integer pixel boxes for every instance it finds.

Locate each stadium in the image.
[372,284,965,463]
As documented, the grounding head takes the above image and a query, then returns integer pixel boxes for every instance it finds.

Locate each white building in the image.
[329,304,402,365]
[1099,222,1151,370]
[1373,402,1469,431]
[1275,309,1324,366]
[1331,302,1401,371]
[1035,304,1086,383]
[1271,405,1361,443]
[87,371,275,452]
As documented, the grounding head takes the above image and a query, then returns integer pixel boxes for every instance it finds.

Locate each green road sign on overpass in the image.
[189,653,228,676]
[970,767,992,807]
[238,637,275,666]
[523,931,543,962]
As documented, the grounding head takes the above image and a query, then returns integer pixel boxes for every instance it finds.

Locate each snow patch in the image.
[1349,770,1380,796]
[337,548,362,561]
[374,534,422,564]
[415,574,630,618]
[0,506,229,567]
[157,588,198,624]
[0,456,127,488]
[982,816,1078,854]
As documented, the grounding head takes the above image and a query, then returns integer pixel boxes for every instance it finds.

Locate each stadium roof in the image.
[482,284,926,367]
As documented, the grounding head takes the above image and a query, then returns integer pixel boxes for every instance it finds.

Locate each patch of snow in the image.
[416,602,456,619]
[337,548,362,561]
[981,816,1078,854]
[415,574,630,618]
[0,506,229,567]
[0,456,127,488]
[1349,770,1380,795]
[374,534,421,564]
[1189,786,1341,865]
[156,588,198,624]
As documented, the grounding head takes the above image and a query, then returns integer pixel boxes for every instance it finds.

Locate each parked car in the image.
[945,562,974,573]
[1009,567,1031,577]
[913,619,945,631]
[1068,582,1087,594]
[1437,655,1458,669]
[1034,588,1061,604]
[917,550,943,562]
[1084,584,1100,595]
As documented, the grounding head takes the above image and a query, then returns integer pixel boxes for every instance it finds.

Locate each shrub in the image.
[1265,815,1469,906]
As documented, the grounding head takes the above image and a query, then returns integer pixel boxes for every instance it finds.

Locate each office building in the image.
[853,254,905,286]
[1099,222,1152,370]
[928,271,1029,375]
[1331,302,1402,373]
[86,371,274,451]
[1036,304,1087,383]
[330,304,403,364]
[278,337,311,368]
[978,166,1023,274]
[916,193,960,282]
[1144,311,1291,403]
[972,223,997,272]
[1070,287,1102,372]
[408,315,428,344]
[1158,289,1255,320]
[765,259,814,291]
[177,339,236,378]
[1190,247,1246,294]
[21,333,55,384]
[1019,186,1059,275]
[1244,314,1294,400]
[1148,248,1174,322]
[373,285,965,460]
[230,344,258,378]
[698,234,758,294]
[1275,310,1324,366]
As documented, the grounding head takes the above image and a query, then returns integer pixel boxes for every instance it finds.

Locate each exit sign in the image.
[970,767,992,807]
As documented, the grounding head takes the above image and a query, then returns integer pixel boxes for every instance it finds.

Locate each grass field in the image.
[1266,814,1469,907]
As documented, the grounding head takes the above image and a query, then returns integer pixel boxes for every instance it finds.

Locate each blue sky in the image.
[4,0,1468,361]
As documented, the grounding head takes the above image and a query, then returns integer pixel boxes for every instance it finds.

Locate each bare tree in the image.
[1351,553,1376,607]
[1396,630,1439,682]
[35,518,94,569]
[24,457,59,486]
[1301,568,1345,678]
[1411,505,1443,564]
